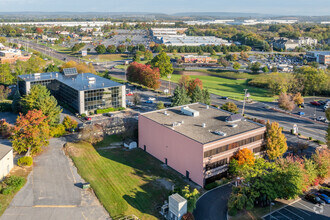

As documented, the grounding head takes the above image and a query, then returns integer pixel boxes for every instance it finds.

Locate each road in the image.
[1,138,110,220]
[17,39,327,142]
[193,183,232,220]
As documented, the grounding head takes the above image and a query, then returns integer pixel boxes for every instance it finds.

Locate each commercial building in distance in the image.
[272,37,318,51]
[161,35,231,47]
[306,51,330,65]
[18,69,126,115]
[138,103,266,186]
[182,55,218,63]
[0,49,31,64]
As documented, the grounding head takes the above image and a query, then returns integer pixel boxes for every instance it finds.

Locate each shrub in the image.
[62,116,78,130]
[2,186,13,195]
[0,101,12,112]
[309,137,313,140]
[50,124,66,137]
[96,107,126,114]
[17,156,33,166]
[81,113,87,117]
[298,133,301,136]
[1,176,26,194]
[228,207,238,216]
[182,212,195,220]
[221,102,238,113]
[157,101,165,110]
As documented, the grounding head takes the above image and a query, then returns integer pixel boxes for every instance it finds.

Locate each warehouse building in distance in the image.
[18,68,126,115]
[138,103,266,187]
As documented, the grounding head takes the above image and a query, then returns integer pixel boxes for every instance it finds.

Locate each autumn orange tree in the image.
[266,121,288,160]
[235,148,255,166]
[11,110,50,155]
[61,61,96,74]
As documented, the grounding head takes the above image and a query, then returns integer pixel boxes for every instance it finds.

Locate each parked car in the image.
[126,101,133,107]
[318,100,326,105]
[85,116,92,121]
[310,101,321,106]
[145,100,153,104]
[305,194,325,205]
[317,116,326,122]
[148,97,156,101]
[126,92,134,96]
[221,96,228,100]
[319,189,330,197]
[315,193,330,204]
[298,111,305,116]
[104,113,114,117]
[164,103,172,108]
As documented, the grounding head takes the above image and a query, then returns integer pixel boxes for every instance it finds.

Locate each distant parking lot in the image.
[264,198,330,220]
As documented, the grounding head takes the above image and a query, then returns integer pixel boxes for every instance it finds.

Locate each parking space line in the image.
[297,201,314,212]
[283,207,304,220]
[277,210,292,220]
[289,205,311,217]
[266,215,279,220]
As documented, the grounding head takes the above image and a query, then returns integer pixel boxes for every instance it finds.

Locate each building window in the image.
[204,133,265,158]
[205,158,228,171]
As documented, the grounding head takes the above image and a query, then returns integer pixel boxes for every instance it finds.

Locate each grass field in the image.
[164,74,274,102]
[66,137,188,220]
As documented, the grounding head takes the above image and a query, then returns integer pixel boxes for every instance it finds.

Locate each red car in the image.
[126,92,134,96]
[85,116,92,121]
[310,101,321,106]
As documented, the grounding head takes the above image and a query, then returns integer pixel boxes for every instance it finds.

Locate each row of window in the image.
[205,158,228,171]
[204,133,265,158]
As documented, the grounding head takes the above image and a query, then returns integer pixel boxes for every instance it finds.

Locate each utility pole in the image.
[242,89,248,115]
[167,74,172,96]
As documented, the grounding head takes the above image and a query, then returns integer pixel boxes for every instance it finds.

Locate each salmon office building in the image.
[138,103,266,187]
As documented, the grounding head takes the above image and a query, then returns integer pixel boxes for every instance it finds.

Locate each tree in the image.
[10,109,50,155]
[210,49,216,56]
[151,50,173,77]
[132,93,141,106]
[232,54,238,61]
[126,62,160,89]
[0,85,11,101]
[202,88,211,105]
[240,51,249,61]
[191,86,203,103]
[198,50,204,55]
[250,62,261,73]
[20,85,62,126]
[271,66,278,72]
[95,44,106,54]
[266,121,287,160]
[221,102,238,113]
[106,45,116,54]
[0,37,6,44]
[157,101,165,110]
[133,51,142,62]
[144,50,153,61]
[219,58,230,68]
[233,62,241,70]
[181,185,200,212]
[293,92,304,105]
[36,27,43,34]
[295,67,327,96]
[62,116,78,130]
[61,61,96,74]
[234,148,255,166]
[12,90,21,113]
[178,75,191,91]
[187,78,203,97]
[71,43,85,53]
[172,86,190,106]
[262,66,269,73]
[278,92,295,111]
[117,45,126,53]
[45,64,59,72]
[0,63,15,85]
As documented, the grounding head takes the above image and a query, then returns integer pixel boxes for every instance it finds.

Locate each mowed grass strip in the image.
[165,74,274,102]
[66,141,184,220]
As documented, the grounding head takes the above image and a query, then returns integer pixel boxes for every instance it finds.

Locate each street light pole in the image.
[167,74,172,96]
[242,89,248,115]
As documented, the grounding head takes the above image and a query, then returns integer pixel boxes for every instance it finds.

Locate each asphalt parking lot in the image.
[263,198,330,220]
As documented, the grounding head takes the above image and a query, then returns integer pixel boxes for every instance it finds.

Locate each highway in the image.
[16,38,327,142]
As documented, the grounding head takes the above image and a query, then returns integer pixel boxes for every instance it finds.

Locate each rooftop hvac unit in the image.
[164,111,170,116]
[181,106,199,117]
[88,77,96,84]
[230,124,238,128]
[206,105,209,109]
[214,130,227,136]
[202,123,206,128]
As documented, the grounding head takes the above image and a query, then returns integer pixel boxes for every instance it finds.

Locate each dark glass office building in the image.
[18,72,126,115]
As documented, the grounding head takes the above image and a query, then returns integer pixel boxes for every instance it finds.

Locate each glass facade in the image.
[205,158,228,171]
[84,87,122,112]
[204,133,265,158]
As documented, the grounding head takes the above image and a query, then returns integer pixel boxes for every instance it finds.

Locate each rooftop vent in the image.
[226,114,244,123]
[181,106,199,117]
[214,130,227,136]
[206,105,209,109]
[230,124,238,128]
[172,121,182,127]
[88,77,96,84]
[164,111,170,116]
[202,123,206,128]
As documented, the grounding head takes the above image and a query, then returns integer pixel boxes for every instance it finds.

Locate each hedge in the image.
[96,107,125,114]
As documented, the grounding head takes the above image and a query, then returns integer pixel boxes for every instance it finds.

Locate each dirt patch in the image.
[155,178,174,191]
[64,142,83,157]
[10,165,32,178]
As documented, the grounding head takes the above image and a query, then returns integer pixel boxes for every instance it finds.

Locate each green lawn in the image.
[165,74,274,102]
[66,138,188,220]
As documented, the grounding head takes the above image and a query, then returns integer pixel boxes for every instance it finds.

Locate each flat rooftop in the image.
[308,51,330,55]
[18,72,123,91]
[141,103,264,144]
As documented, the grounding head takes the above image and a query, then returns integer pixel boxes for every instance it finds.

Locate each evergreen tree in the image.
[191,86,203,103]
[45,64,59,72]
[151,50,173,77]
[202,88,211,105]
[172,86,190,107]
[266,121,288,160]
[12,89,21,113]
[20,85,62,126]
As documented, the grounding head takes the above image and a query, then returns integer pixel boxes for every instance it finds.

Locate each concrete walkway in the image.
[1,138,110,220]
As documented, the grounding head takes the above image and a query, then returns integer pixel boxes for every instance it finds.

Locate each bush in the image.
[62,116,78,130]
[50,124,66,137]
[81,113,87,118]
[17,156,33,166]
[157,101,165,110]
[1,176,26,195]
[2,186,13,195]
[96,107,125,114]
[309,137,313,140]
[228,207,238,216]
[0,101,12,112]
[314,140,325,145]
[221,102,239,113]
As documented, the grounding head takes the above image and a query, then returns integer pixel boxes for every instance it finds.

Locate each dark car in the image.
[318,101,326,105]
[315,193,330,204]
[305,194,325,205]
[221,96,228,100]
[319,189,330,197]
[310,101,321,106]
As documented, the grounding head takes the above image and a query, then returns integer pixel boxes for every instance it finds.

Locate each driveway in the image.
[193,183,232,220]
[1,137,110,220]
